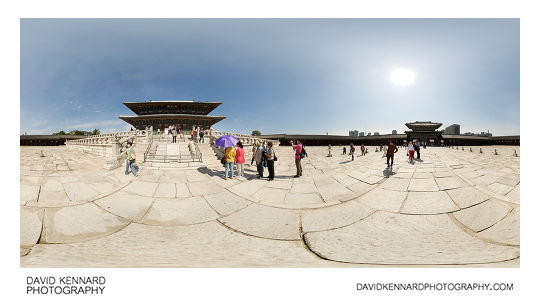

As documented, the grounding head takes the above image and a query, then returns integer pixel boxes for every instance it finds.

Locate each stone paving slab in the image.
[446,186,490,208]
[301,201,374,232]
[452,200,510,232]
[401,191,459,214]
[408,178,439,192]
[203,191,251,216]
[41,203,130,243]
[252,187,288,205]
[475,208,520,245]
[20,206,44,248]
[20,185,40,205]
[355,188,407,212]
[122,181,158,197]
[94,191,153,221]
[304,211,519,265]
[435,177,467,190]
[21,222,336,267]
[219,204,300,240]
[141,197,219,226]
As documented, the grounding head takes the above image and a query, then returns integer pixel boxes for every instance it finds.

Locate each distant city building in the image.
[460,131,492,137]
[359,132,365,137]
[444,124,460,135]
[392,130,397,135]
[367,132,372,136]
[373,132,380,136]
[349,130,359,137]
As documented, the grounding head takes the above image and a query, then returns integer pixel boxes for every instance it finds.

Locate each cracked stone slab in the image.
[446,186,490,208]
[505,184,519,204]
[175,183,192,198]
[229,180,267,196]
[204,191,251,216]
[141,197,219,226]
[21,222,334,267]
[487,182,514,196]
[346,181,373,194]
[301,201,374,232]
[20,185,40,205]
[20,206,44,248]
[94,191,153,221]
[361,175,384,184]
[123,181,158,197]
[290,183,318,194]
[33,190,71,207]
[186,181,223,196]
[408,178,439,192]
[333,174,360,186]
[452,200,510,232]
[401,191,459,214]
[154,183,177,198]
[475,208,520,245]
[355,188,407,212]
[435,177,467,190]
[283,193,325,208]
[265,180,293,190]
[304,211,519,264]
[41,203,129,243]
[219,204,300,240]
[317,183,352,201]
[379,178,410,192]
[252,187,287,205]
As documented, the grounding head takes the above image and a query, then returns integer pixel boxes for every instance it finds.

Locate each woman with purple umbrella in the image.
[215,135,239,179]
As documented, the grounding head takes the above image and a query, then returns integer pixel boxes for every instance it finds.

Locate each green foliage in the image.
[91,128,100,135]
[251,130,261,136]
[53,130,66,135]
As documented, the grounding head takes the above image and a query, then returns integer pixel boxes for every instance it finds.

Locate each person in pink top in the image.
[291,139,303,177]
[235,141,245,177]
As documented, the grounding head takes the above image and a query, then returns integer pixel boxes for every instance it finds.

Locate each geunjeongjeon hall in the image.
[119,100,226,133]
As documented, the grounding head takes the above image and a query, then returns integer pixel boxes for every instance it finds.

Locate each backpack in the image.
[300,146,307,158]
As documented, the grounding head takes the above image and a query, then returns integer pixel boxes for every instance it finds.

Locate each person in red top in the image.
[235,142,245,177]
[291,140,303,177]
[350,143,355,161]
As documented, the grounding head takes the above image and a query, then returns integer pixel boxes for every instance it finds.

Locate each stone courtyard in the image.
[20,144,519,267]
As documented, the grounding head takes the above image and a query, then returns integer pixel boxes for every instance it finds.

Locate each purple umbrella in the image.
[215,135,239,148]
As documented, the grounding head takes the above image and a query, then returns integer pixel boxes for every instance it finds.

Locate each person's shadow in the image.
[383,167,396,178]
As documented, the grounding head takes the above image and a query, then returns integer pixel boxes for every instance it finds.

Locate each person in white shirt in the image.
[408,142,415,163]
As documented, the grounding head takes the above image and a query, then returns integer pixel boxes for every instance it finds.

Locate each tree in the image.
[252,130,261,136]
[91,128,100,135]
[53,130,66,135]
[72,130,86,135]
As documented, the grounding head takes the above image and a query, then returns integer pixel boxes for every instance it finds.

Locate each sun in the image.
[389,68,416,86]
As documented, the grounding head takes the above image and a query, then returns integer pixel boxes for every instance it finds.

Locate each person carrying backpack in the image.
[291,139,303,178]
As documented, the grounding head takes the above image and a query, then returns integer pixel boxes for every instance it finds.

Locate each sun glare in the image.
[389,68,416,86]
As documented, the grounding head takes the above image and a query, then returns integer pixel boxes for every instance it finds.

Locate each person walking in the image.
[124,142,138,177]
[199,128,205,143]
[189,127,194,141]
[408,142,415,163]
[224,145,236,179]
[414,141,421,159]
[235,142,245,177]
[291,140,303,177]
[342,146,346,155]
[350,143,355,161]
[265,141,275,181]
[383,145,388,157]
[386,141,398,168]
[327,144,332,157]
[360,144,365,156]
[254,143,265,178]
[250,144,257,165]
[172,125,177,143]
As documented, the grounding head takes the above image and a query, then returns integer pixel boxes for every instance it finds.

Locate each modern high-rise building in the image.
[444,124,460,135]
[392,130,397,135]
[359,132,365,137]
[349,130,359,137]
[373,132,380,136]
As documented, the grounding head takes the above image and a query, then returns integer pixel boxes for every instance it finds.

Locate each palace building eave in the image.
[122,100,222,115]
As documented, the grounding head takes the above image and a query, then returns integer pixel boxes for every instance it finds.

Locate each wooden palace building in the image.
[119,100,226,133]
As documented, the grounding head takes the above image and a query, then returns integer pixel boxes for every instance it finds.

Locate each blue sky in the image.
[20,18,519,135]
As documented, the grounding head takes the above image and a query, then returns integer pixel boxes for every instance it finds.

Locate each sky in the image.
[20,18,519,136]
